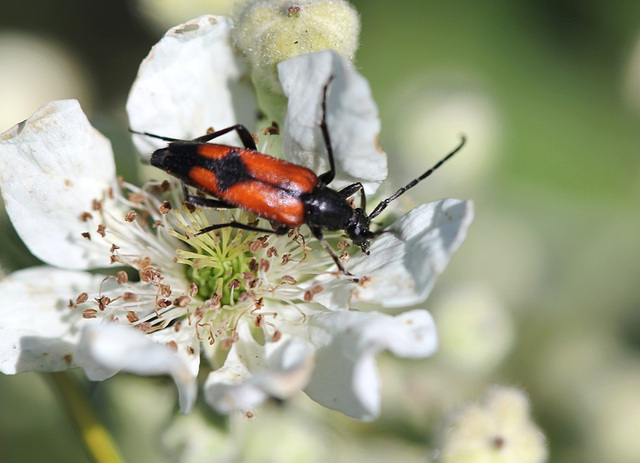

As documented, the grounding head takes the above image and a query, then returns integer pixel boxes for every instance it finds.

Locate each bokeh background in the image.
[1,1,639,462]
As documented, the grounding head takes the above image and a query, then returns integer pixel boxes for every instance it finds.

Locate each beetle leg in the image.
[338,182,366,210]
[317,76,337,186]
[130,125,258,151]
[184,195,237,209]
[195,222,290,237]
[190,124,257,151]
[180,183,236,209]
[310,227,358,282]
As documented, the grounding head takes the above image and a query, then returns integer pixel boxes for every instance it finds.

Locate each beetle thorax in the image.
[301,187,357,232]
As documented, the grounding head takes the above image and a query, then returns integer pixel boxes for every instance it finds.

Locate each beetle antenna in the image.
[368,136,466,220]
[128,128,183,143]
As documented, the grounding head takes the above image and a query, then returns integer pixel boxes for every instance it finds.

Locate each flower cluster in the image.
[0,12,472,420]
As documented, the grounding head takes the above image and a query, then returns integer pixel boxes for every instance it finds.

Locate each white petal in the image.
[312,198,474,310]
[0,266,101,374]
[127,15,256,158]
[0,100,116,269]
[303,309,438,420]
[204,323,314,414]
[76,323,197,413]
[279,50,388,194]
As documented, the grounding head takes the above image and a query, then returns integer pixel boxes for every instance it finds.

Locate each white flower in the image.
[435,386,548,463]
[0,15,472,420]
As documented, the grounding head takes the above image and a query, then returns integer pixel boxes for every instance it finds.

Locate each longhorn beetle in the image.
[131,81,465,280]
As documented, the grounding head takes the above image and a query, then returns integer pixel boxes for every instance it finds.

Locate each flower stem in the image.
[49,372,124,463]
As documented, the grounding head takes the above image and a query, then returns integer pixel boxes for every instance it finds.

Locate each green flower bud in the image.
[231,0,360,94]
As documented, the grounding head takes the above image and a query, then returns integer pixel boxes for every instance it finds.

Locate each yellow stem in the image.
[48,372,124,463]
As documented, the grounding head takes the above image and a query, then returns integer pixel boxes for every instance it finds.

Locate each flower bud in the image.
[231,0,360,94]
[437,386,548,463]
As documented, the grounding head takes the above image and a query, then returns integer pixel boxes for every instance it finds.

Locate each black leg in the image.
[195,222,290,237]
[181,183,236,209]
[310,227,358,281]
[338,182,366,210]
[317,77,337,186]
[130,124,258,151]
[190,124,257,151]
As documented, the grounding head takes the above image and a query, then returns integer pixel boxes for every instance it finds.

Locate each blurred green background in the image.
[1,1,639,462]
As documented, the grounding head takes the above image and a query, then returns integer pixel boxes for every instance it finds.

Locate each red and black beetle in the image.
[132,82,465,279]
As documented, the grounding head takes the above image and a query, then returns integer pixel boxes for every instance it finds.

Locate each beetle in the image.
[131,82,465,280]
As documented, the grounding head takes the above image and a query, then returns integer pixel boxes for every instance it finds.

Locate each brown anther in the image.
[194,305,206,319]
[83,309,98,319]
[358,276,372,287]
[125,210,137,222]
[157,299,172,309]
[249,240,262,254]
[183,200,196,212]
[92,199,103,212]
[340,251,350,262]
[303,285,323,302]
[249,258,259,273]
[259,236,269,248]
[174,320,182,331]
[126,311,139,323]
[263,121,280,135]
[137,322,153,333]
[174,295,191,307]
[96,224,106,237]
[206,293,222,310]
[272,330,282,342]
[123,292,138,302]
[116,271,128,284]
[492,436,505,449]
[246,411,254,419]
[81,232,91,240]
[255,314,264,327]
[159,201,172,214]
[76,292,89,304]
[68,299,77,309]
[110,255,120,265]
[281,253,291,265]
[160,180,170,191]
[337,240,350,250]
[266,246,278,258]
[166,340,178,352]
[259,258,270,272]
[127,192,145,204]
[95,296,111,311]
[287,5,301,17]
[187,346,195,355]
[229,279,241,290]
[110,244,120,253]
[242,272,258,288]
[254,298,264,310]
[189,282,199,297]
[281,275,297,285]
[159,284,172,298]
[80,212,93,222]
[152,220,163,228]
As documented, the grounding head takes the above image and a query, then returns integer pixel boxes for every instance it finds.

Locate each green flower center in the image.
[171,210,263,305]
